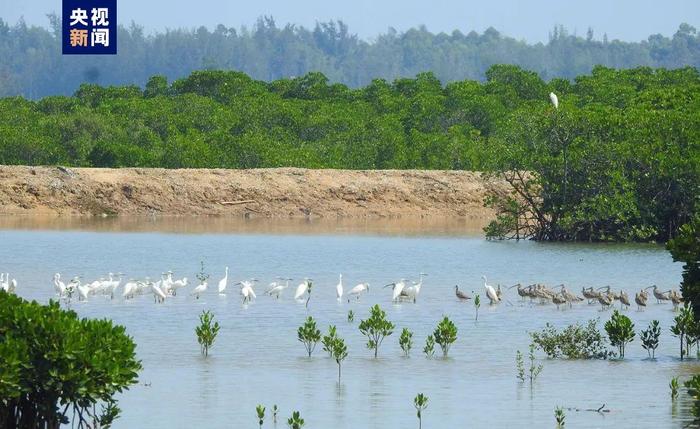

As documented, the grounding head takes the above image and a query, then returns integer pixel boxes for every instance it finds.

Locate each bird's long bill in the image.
[596,286,609,290]
[507,284,519,290]
[383,283,395,288]
[644,286,656,290]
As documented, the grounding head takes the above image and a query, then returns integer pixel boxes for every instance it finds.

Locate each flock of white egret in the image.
[0,267,679,311]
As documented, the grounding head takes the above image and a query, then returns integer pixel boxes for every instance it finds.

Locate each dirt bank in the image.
[0,166,503,219]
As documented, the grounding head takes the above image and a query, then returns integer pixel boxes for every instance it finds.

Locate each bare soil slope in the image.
[0,166,503,219]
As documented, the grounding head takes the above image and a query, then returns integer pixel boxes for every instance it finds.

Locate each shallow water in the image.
[1,219,698,428]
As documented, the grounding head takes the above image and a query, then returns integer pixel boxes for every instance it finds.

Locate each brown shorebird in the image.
[454,285,471,301]
[619,290,631,309]
[635,290,647,310]
[649,285,671,304]
[582,287,601,304]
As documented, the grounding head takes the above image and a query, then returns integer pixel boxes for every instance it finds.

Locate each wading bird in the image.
[635,289,648,310]
[483,275,500,305]
[596,286,614,310]
[619,290,631,310]
[554,284,583,307]
[266,278,291,299]
[53,273,66,297]
[347,282,369,302]
[239,279,258,304]
[669,290,683,310]
[650,285,671,304]
[384,279,406,302]
[294,278,312,301]
[401,273,427,303]
[455,285,471,301]
[218,266,229,294]
[582,287,601,304]
[336,274,344,301]
[190,280,208,299]
[509,283,532,301]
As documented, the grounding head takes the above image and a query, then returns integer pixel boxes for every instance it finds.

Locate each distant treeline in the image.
[1,65,698,242]
[1,16,700,98]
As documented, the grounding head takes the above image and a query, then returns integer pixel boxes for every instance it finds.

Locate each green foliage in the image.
[195,310,220,357]
[668,215,700,314]
[530,319,610,359]
[685,375,700,422]
[641,320,661,358]
[399,328,414,356]
[671,376,680,399]
[555,406,566,427]
[528,343,543,382]
[256,404,265,428]
[330,335,349,383]
[321,325,338,357]
[347,310,354,323]
[604,310,635,358]
[474,294,481,321]
[515,350,525,382]
[358,305,395,358]
[297,316,321,357]
[196,260,210,284]
[433,316,458,357]
[423,335,435,358]
[287,411,305,429]
[414,393,429,429]
[0,291,141,428]
[670,305,695,360]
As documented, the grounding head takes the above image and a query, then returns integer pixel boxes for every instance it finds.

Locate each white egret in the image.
[294,278,312,301]
[336,274,344,301]
[239,279,258,303]
[190,280,208,299]
[8,278,16,293]
[53,273,66,296]
[170,277,188,296]
[266,278,290,299]
[402,273,427,303]
[384,279,406,302]
[347,283,369,302]
[549,92,559,109]
[218,266,229,294]
[482,275,500,304]
[122,279,138,300]
[151,281,167,303]
[77,281,90,302]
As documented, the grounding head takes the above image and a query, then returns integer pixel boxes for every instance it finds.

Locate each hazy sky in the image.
[1,0,697,42]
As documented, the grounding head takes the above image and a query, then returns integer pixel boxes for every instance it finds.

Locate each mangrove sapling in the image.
[273,405,278,423]
[322,325,338,357]
[400,328,414,356]
[530,319,610,359]
[641,320,661,358]
[516,350,525,382]
[331,336,349,383]
[555,406,566,427]
[256,405,265,429]
[684,375,700,422]
[287,411,305,429]
[347,310,354,323]
[358,304,395,358]
[424,335,435,358]
[414,393,429,429]
[604,310,635,359]
[474,294,481,321]
[195,310,220,357]
[671,305,695,360]
[671,377,679,399]
[196,260,210,285]
[433,316,458,357]
[528,343,543,383]
[298,316,321,357]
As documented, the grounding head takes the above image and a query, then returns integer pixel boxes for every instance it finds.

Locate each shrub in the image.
[0,291,141,428]
[297,316,321,357]
[670,305,695,360]
[322,325,338,357]
[414,393,429,429]
[424,335,435,358]
[530,319,610,359]
[641,320,661,358]
[399,328,413,356]
[433,316,458,357]
[358,305,395,358]
[604,310,635,358]
[196,310,220,357]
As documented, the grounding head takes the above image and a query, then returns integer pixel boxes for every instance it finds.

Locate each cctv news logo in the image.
[62,0,117,54]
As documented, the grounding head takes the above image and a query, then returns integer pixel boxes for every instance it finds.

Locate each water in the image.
[1,219,698,428]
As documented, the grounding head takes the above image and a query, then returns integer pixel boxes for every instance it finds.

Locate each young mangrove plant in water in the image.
[322,325,338,357]
[196,309,220,357]
[671,305,695,360]
[347,309,354,323]
[530,319,610,359]
[433,316,458,357]
[474,294,481,321]
[424,335,435,358]
[516,344,543,384]
[516,350,525,382]
[298,316,321,357]
[399,328,414,356]
[359,304,395,358]
[287,411,305,429]
[671,376,680,399]
[684,375,700,423]
[414,393,429,429]
[272,405,278,423]
[256,404,265,429]
[331,336,349,383]
[554,406,565,427]
[196,260,210,285]
[604,310,635,359]
[641,320,661,359]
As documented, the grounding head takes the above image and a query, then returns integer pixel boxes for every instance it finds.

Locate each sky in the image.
[0,0,697,43]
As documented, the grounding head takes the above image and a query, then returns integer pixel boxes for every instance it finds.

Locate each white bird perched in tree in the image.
[336,274,344,301]
[218,266,229,294]
[549,92,559,109]
[8,278,17,293]
[294,278,312,301]
[0,273,8,292]
[347,283,369,302]
[482,275,500,304]
[190,280,208,299]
